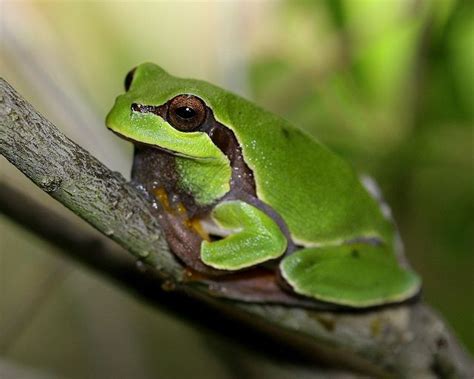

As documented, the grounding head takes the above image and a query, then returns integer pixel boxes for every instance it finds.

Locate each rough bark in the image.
[1,78,472,378]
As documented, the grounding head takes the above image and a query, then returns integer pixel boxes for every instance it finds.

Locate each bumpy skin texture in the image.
[107,63,421,307]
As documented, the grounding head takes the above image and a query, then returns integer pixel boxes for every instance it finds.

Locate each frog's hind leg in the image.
[280,243,421,308]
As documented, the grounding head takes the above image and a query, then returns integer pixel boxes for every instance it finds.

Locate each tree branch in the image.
[1,77,472,378]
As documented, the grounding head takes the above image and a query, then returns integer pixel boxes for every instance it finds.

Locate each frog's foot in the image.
[280,243,421,308]
[201,200,288,270]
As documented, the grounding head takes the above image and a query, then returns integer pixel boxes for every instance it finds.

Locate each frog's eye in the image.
[124,67,137,91]
[167,95,207,132]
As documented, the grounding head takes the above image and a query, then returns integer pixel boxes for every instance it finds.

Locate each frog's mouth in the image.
[109,127,215,162]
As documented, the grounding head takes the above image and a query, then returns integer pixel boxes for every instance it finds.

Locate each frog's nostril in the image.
[131,103,161,116]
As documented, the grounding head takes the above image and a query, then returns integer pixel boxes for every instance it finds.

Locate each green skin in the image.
[107,63,421,307]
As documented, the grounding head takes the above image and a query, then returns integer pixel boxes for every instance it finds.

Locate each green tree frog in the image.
[106,63,421,308]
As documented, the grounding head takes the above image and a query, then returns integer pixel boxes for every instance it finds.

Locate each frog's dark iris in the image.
[176,106,196,119]
[167,94,207,132]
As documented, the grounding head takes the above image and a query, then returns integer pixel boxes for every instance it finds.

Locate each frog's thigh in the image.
[201,200,287,270]
[280,244,421,307]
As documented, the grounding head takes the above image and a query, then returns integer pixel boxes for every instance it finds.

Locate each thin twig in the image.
[0,78,472,378]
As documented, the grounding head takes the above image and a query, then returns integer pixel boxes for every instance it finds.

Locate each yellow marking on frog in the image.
[153,187,171,212]
[174,201,209,240]
[189,218,211,241]
[176,202,187,215]
[152,188,209,241]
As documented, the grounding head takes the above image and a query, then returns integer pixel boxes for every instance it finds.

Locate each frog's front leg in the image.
[201,200,288,270]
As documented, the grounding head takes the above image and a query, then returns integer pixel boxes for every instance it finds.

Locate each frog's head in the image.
[106,63,228,161]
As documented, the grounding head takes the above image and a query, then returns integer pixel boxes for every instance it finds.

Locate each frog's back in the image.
[217,92,391,246]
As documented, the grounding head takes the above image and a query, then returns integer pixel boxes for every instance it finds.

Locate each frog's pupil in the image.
[176,106,196,119]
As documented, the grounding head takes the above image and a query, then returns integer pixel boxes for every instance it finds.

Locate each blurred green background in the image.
[1,1,472,378]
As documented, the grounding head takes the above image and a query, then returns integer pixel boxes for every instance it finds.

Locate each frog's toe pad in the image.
[280,244,421,307]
